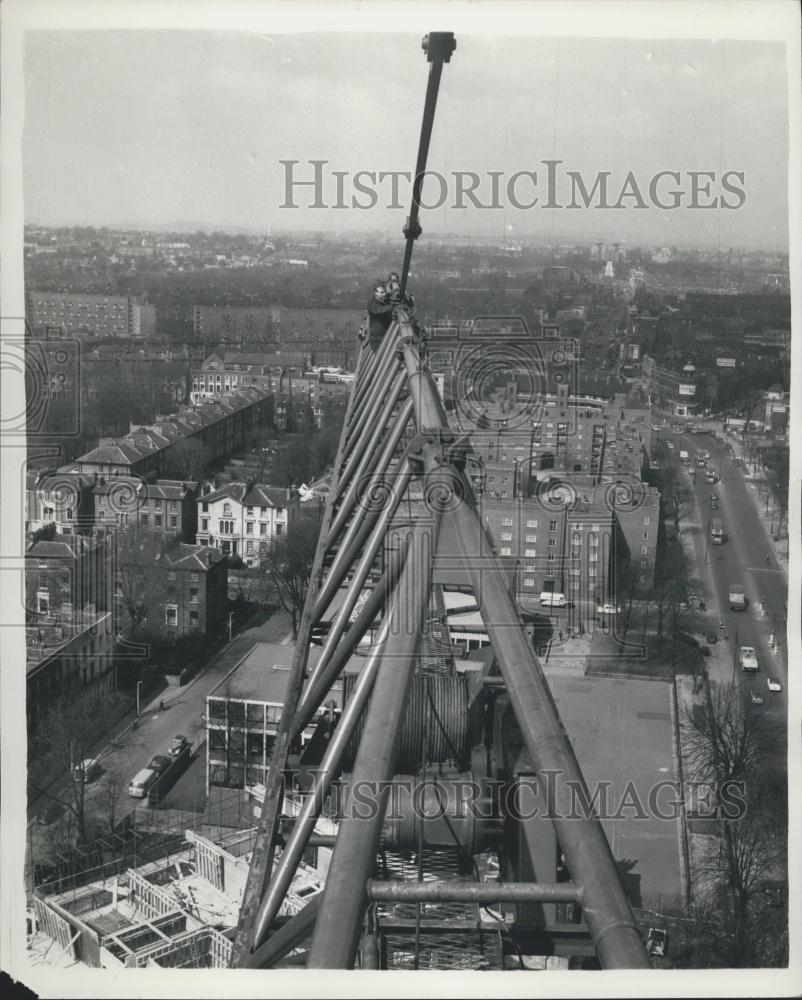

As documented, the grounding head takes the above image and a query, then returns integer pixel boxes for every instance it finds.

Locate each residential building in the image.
[25,469,96,536]
[196,482,299,566]
[115,542,228,639]
[92,478,199,541]
[69,387,272,479]
[25,531,114,622]
[26,291,155,340]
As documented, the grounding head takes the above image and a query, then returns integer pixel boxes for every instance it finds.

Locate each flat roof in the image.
[546,673,683,910]
[208,641,357,708]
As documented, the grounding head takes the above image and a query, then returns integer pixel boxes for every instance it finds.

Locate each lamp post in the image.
[228,611,234,643]
[136,679,143,718]
[704,517,711,565]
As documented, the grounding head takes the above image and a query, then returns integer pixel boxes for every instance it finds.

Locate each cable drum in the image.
[342,671,473,772]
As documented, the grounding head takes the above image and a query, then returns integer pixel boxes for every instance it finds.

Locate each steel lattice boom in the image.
[229,32,650,971]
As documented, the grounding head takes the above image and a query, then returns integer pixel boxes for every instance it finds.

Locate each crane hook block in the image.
[422,32,457,63]
[403,216,423,242]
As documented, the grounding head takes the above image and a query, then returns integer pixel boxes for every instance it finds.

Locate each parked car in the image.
[739,646,759,672]
[647,927,668,958]
[169,734,189,757]
[73,758,101,784]
[705,632,718,644]
[147,755,171,776]
[596,603,620,615]
[766,677,783,693]
[750,690,764,705]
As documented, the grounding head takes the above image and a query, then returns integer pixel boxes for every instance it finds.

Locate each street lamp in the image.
[228,611,234,643]
[136,679,143,718]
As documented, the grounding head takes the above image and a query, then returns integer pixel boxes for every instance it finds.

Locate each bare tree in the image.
[92,764,129,836]
[163,437,211,481]
[260,516,321,640]
[112,524,171,639]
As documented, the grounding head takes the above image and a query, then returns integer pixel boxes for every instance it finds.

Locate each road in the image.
[658,423,787,716]
[27,608,293,870]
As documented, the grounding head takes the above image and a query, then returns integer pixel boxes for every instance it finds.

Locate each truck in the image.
[729,584,747,611]
[710,518,724,545]
[739,646,759,672]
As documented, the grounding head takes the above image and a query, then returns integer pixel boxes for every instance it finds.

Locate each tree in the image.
[28,687,128,844]
[93,764,129,836]
[163,437,211,481]
[682,679,786,963]
[260,516,321,640]
[112,525,171,642]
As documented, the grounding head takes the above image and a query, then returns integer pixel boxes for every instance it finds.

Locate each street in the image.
[659,424,787,716]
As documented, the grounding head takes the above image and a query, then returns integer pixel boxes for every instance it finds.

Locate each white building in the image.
[196,481,299,567]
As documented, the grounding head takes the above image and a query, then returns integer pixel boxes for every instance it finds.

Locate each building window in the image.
[548,554,556,563]
[546,570,555,578]
[549,520,557,531]
[165,605,178,626]
[155,515,163,528]
[500,531,512,541]
[155,499,163,510]
[525,533,537,543]
[502,516,513,526]
[548,538,556,548]
[525,547,537,557]
[202,502,209,512]
[189,610,199,626]
[523,578,535,588]
[276,523,284,535]
[171,515,178,528]
[201,518,209,531]
[642,546,649,556]
[141,514,149,525]
[526,519,537,528]
[189,587,199,603]
[247,506,254,516]
[66,508,73,520]
[260,522,267,535]
[171,500,178,511]
[500,546,512,556]
[246,522,254,535]
[644,516,650,526]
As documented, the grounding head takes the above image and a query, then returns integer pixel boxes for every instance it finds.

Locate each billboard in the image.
[678,383,696,396]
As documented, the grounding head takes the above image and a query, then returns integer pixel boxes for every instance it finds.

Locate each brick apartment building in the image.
[91,478,200,541]
[26,291,156,340]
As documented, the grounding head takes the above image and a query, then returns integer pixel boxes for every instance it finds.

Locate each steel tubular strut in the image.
[291,542,411,738]
[347,326,399,432]
[303,458,414,698]
[252,554,411,948]
[307,519,441,968]
[315,402,414,622]
[229,311,372,966]
[325,377,409,548]
[341,350,401,468]
[394,320,650,970]
[366,881,585,904]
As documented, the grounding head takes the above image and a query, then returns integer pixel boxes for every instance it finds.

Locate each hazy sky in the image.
[23,30,790,248]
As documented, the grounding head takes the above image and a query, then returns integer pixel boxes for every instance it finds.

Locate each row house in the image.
[91,478,199,541]
[189,351,307,404]
[196,482,300,567]
[70,386,272,478]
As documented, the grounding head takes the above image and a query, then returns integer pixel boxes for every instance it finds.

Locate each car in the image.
[767,677,783,693]
[739,646,759,671]
[596,603,620,615]
[652,424,660,432]
[147,755,171,776]
[703,450,710,459]
[705,632,718,644]
[73,758,101,783]
[696,458,706,467]
[666,441,675,451]
[750,690,764,705]
[646,927,668,958]
[169,734,189,757]
[36,800,65,825]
